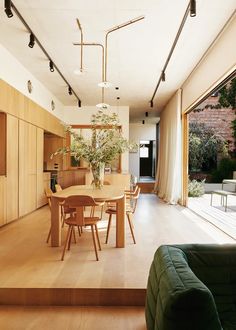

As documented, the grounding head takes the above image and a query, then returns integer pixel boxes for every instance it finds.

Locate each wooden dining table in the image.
[50,185,126,248]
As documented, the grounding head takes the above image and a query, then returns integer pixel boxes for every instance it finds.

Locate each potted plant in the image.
[52,110,136,188]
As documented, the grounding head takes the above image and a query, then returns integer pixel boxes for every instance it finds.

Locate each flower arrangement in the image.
[52,110,137,188]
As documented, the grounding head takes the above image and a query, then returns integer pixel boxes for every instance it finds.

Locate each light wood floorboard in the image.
[0,306,146,330]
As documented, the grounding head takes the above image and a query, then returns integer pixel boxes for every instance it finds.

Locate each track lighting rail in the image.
[7,1,82,106]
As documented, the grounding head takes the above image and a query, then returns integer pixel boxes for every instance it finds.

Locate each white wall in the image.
[0,44,64,118]
[182,13,236,112]
[129,123,156,180]
[63,106,130,172]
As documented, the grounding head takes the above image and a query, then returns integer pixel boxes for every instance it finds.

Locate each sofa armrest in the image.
[146,245,222,330]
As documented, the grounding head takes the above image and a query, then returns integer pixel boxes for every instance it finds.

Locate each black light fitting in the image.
[142,120,145,125]
[161,70,166,82]
[145,112,148,117]
[190,0,196,17]
[4,0,13,18]
[28,33,35,48]
[78,100,82,108]
[68,86,72,95]
[117,96,120,100]
[49,60,54,72]
[150,100,153,108]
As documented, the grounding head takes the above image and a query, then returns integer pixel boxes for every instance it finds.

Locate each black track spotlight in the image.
[28,33,35,48]
[150,100,153,108]
[68,86,72,95]
[4,0,13,18]
[142,120,145,125]
[190,0,196,17]
[49,60,54,72]
[145,112,148,117]
[161,71,166,82]
[78,100,81,108]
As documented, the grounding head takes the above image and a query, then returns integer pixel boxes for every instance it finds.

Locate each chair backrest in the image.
[44,187,53,209]
[64,195,103,226]
[126,187,140,214]
[55,184,62,192]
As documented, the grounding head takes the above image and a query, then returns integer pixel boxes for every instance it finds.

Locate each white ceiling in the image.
[0,0,235,122]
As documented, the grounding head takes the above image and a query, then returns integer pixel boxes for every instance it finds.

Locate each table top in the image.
[52,185,125,202]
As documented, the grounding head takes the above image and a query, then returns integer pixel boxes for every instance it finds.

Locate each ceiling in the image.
[0,1,235,122]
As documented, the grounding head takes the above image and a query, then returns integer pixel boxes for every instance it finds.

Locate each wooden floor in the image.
[0,306,146,330]
[0,194,234,306]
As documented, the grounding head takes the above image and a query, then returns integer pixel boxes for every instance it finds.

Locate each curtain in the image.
[154,89,182,204]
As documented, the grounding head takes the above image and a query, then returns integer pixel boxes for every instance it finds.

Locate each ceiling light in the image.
[145,112,148,117]
[98,81,113,88]
[150,100,154,108]
[74,68,84,75]
[49,60,54,72]
[96,103,110,110]
[78,100,81,108]
[28,33,35,48]
[68,86,72,95]
[4,0,13,18]
[142,120,145,125]
[190,0,196,17]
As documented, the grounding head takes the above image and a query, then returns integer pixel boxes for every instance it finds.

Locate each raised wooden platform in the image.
[137,182,155,193]
[0,194,234,306]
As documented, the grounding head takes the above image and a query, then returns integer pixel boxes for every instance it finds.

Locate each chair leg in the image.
[105,214,112,244]
[95,224,101,250]
[127,213,136,244]
[61,226,72,261]
[46,226,51,243]
[78,226,81,236]
[72,227,77,243]
[68,226,74,250]
[91,225,99,261]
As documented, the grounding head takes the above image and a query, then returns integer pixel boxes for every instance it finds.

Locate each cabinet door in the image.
[0,176,6,226]
[6,114,19,223]
[19,120,37,217]
[36,127,47,208]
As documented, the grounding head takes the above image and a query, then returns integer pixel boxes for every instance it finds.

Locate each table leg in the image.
[116,195,125,248]
[51,196,61,247]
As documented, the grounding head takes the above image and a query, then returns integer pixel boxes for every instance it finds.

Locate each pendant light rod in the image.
[76,19,84,73]
[150,2,194,106]
[73,42,105,103]
[104,15,145,82]
[9,2,82,104]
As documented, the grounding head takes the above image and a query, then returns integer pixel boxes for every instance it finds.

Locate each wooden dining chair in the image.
[61,195,105,261]
[105,187,140,245]
[44,187,77,244]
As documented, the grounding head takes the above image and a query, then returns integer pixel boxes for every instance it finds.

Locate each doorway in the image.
[139,140,156,181]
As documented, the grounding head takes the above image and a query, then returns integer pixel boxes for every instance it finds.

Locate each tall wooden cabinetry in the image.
[6,115,19,223]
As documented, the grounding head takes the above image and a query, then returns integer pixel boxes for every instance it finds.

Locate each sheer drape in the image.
[154,90,182,204]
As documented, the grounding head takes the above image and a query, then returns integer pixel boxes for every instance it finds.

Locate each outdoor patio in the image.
[188,193,236,240]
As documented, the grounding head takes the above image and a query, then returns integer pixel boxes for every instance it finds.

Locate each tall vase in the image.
[91,162,105,189]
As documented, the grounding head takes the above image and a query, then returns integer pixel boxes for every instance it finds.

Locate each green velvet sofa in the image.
[145,244,236,330]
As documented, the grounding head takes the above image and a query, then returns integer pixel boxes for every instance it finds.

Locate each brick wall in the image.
[189,96,236,150]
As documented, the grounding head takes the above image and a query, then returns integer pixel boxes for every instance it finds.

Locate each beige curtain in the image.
[154,89,182,204]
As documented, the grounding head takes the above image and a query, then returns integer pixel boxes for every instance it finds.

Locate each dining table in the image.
[50,185,126,248]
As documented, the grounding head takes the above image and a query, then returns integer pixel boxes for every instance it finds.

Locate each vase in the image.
[91,162,105,189]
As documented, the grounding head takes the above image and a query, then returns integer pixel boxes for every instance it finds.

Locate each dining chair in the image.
[44,187,53,243]
[105,186,140,244]
[44,187,77,244]
[54,183,76,227]
[61,195,105,261]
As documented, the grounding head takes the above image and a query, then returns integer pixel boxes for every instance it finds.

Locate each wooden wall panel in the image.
[0,113,6,175]
[0,176,6,226]
[0,79,64,137]
[36,127,47,208]
[6,115,19,223]
[19,120,37,217]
